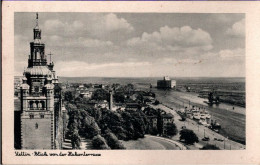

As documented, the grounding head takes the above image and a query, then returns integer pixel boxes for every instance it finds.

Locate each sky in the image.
[15,13,245,77]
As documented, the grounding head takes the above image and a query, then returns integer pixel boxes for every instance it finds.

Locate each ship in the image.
[209,120,221,132]
[207,91,220,105]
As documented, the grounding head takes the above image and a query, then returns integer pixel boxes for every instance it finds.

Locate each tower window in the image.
[35,123,38,129]
[29,114,34,119]
[40,114,44,118]
[35,86,39,92]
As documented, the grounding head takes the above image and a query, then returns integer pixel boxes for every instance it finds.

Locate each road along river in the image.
[151,89,246,145]
[149,103,245,150]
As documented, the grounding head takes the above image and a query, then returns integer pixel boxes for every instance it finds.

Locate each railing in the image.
[28,107,46,111]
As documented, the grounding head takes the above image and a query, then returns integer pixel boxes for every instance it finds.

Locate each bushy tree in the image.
[66,122,81,149]
[81,116,100,139]
[165,123,178,137]
[103,130,125,149]
[131,113,146,139]
[114,92,125,103]
[201,144,220,150]
[121,111,146,140]
[121,112,135,140]
[70,129,81,149]
[64,91,74,102]
[92,89,109,101]
[92,135,110,150]
[179,129,199,144]
[157,110,163,136]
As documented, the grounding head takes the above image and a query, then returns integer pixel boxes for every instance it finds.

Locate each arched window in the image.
[41,101,45,109]
[30,101,34,108]
[35,123,38,129]
[33,102,37,109]
[38,102,42,109]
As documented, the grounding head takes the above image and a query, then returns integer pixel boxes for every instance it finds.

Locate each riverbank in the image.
[150,89,245,144]
[149,103,245,150]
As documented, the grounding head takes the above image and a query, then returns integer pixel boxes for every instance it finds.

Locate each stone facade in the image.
[14,13,66,150]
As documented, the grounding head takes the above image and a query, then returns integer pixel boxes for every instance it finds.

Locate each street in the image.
[121,135,183,150]
[150,103,245,150]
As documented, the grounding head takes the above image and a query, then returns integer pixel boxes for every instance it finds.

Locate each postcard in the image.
[2,1,260,164]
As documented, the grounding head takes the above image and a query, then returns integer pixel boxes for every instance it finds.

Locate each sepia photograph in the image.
[14,12,246,150]
[2,1,260,164]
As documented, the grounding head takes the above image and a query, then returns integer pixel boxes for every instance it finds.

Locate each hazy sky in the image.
[15,13,245,77]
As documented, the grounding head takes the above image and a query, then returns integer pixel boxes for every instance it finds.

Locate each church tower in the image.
[15,13,64,149]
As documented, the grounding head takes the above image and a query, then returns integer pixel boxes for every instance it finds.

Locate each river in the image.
[150,88,246,144]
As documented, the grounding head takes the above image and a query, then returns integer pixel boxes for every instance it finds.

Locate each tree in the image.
[92,89,109,101]
[179,129,199,144]
[157,110,163,136]
[92,135,110,150]
[165,123,178,137]
[114,92,125,103]
[121,112,135,140]
[64,91,74,102]
[201,144,220,150]
[66,122,81,149]
[70,130,81,149]
[103,130,125,149]
[131,113,146,139]
[125,84,135,94]
[81,116,100,139]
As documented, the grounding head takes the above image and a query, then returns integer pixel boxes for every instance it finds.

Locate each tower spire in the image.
[48,51,53,63]
[36,12,39,27]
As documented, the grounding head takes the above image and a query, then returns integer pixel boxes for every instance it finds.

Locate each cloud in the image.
[104,13,134,32]
[226,19,245,37]
[219,48,245,59]
[44,35,114,48]
[43,19,84,36]
[127,26,213,53]
[201,48,245,60]
[42,13,133,38]
[161,58,202,65]
[55,61,151,77]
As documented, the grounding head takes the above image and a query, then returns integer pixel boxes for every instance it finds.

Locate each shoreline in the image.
[149,103,245,150]
[150,89,245,145]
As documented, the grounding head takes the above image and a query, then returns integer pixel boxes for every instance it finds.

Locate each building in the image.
[125,103,141,111]
[14,13,66,149]
[147,115,158,129]
[14,76,23,96]
[157,76,176,89]
[94,100,109,109]
[162,113,174,135]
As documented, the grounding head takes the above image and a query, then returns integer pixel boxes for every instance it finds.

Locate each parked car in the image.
[202,137,210,141]
[214,138,224,142]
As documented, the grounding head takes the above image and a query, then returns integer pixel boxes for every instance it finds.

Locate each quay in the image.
[149,103,245,150]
